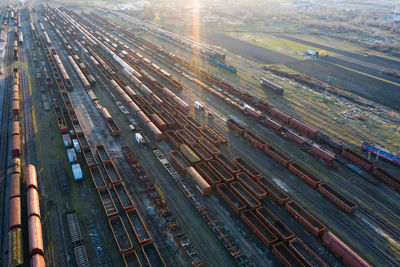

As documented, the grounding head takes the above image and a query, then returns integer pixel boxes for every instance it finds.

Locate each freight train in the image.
[7,46,45,265]
[18,32,23,45]
[66,7,400,195]
[260,78,284,94]
[92,12,236,73]
[112,11,225,60]
[51,8,389,267]
[361,141,400,166]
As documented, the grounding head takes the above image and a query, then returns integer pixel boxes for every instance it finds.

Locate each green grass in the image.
[225,32,341,59]
[292,33,400,62]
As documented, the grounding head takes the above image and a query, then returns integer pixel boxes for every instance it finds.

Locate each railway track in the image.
[39,12,184,266]
[119,13,397,154]
[125,34,400,228]
[20,11,36,166]
[87,15,400,265]
[0,6,15,263]
[133,32,400,234]
[211,119,399,262]
[207,38,397,152]
[54,7,400,266]
[360,207,400,243]
[229,140,399,265]
[145,59,400,264]
[114,159,182,267]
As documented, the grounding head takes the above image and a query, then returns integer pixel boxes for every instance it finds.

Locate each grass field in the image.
[225,32,341,59]
[292,33,400,62]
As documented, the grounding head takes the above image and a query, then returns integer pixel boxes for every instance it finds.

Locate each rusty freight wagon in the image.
[373,167,400,192]
[256,207,294,243]
[158,112,175,128]
[270,108,291,124]
[9,174,21,199]
[310,144,336,163]
[126,210,151,245]
[264,145,293,166]
[240,209,278,247]
[215,153,241,174]
[289,118,318,138]
[201,126,225,145]
[10,135,21,157]
[83,147,97,168]
[97,188,118,217]
[230,182,261,210]
[166,130,184,149]
[272,242,305,267]
[233,158,262,179]
[289,163,322,188]
[322,231,370,267]
[185,124,202,139]
[185,116,202,129]
[244,130,268,149]
[114,183,135,211]
[123,250,143,267]
[8,228,23,267]
[226,118,245,135]
[76,132,90,150]
[104,162,122,185]
[101,107,120,136]
[317,184,357,214]
[261,117,283,132]
[28,215,44,256]
[209,160,234,183]
[26,164,38,190]
[257,177,289,205]
[9,197,21,230]
[11,121,20,136]
[146,122,163,141]
[216,183,246,214]
[342,148,374,172]
[89,166,106,190]
[96,145,111,164]
[285,201,326,237]
[27,188,41,219]
[189,143,213,161]
[170,150,191,173]
[195,162,222,187]
[236,172,266,200]
[284,130,307,146]
[150,114,167,131]
[176,129,196,146]
[141,242,166,267]
[10,158,21,175]
[108,216,133,254]
[288,238,328,267]
[198,137,220,156]
[174,114,188,128]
